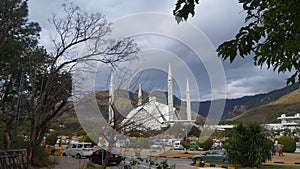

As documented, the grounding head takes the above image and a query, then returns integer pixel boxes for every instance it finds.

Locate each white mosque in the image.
[108,64,195,130]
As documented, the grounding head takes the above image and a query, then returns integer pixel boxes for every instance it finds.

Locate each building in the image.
[112,63,194,130]
[265,113,300,131]
[123,96,178,130]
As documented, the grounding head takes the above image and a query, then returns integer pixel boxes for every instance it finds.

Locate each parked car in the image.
[189,141,198,150]
[295,142,300,153]
[150,144,162,149]
[62,142,93,158]
[90,148,124,165]
[192,150,227,164]
[173,141,184,150]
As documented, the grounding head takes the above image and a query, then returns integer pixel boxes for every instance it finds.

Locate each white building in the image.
[123,96,178,130]
[265,113,300,131]
[119,64,194,131]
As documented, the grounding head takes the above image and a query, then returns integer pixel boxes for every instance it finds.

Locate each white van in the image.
[173,141,184,150]
[62,142,93,158]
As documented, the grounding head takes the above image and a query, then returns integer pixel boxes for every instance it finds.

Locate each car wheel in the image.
[194,157,202,164]
[222,158,228,163]
[62,153,67,156]
[76,154,81,159]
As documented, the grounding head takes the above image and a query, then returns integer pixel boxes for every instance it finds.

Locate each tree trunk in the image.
[3,119,14,150]
[28,124,37,165]
[28,121,48,166]
[4,130,11,150]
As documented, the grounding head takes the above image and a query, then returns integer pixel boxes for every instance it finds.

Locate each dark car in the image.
[192,150,227,164]
[90,148,124,165]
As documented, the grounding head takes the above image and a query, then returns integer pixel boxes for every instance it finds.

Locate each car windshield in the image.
[102,148,120,154]
[203,150,220,154]
[84,144,92,148]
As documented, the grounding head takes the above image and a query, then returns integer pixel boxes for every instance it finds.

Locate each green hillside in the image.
[231,89,300,124]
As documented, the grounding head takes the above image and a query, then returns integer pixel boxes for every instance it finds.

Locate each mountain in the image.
[53,82,299,133]
[195,82,300,120]
[95,82,300,122]
[231,88,300,124]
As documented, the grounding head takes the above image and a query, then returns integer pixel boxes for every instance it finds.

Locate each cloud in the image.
[27,0,292,101]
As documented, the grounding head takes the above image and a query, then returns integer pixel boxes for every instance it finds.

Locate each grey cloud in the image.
[27,0,291,100]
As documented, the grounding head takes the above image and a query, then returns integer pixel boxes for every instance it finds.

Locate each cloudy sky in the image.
[28,0,292,101]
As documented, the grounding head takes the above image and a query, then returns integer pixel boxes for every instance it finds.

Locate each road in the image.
[109,158,197,169]
[52,156,196,169]
[51,156,88,169]
[53,156,300,169]
[163,158,198,169]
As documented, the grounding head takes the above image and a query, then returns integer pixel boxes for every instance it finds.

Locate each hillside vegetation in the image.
[195,82,300,119]
[231,89,300,123]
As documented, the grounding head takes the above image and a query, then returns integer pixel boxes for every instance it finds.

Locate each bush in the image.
[32,146,51,167]
[11,135,29,149]
[199,138,213,151]
[278,136,296,152]
[180,140,190,150]
[124,158,175,169]
[224,122,273,168]
[46,132,57,146]
[81,135,97,146]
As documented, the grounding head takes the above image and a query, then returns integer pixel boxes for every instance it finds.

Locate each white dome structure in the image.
[124,96,178,130]
[110,63,195,130]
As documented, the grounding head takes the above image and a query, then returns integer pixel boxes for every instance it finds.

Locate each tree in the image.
[187,125,200,137]
[173,0,199,23]
[224,122,273,167]
[198,137,213,151]
[26,2,138,165]
[0,0,40,150]
[0,0,138,166]
[79,134,97,146]
[174,0,300,84]
[181,140,190,152]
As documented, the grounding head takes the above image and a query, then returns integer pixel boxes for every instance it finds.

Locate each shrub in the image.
[199,138,213,151]
[180,140,190,150]
[11,135,29,149]
[46,132,57,146]
[81,135,97,146]
[32,146,51,167]
[224,122,273,168]
[278,136,296,152]
[124,158,175,169]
